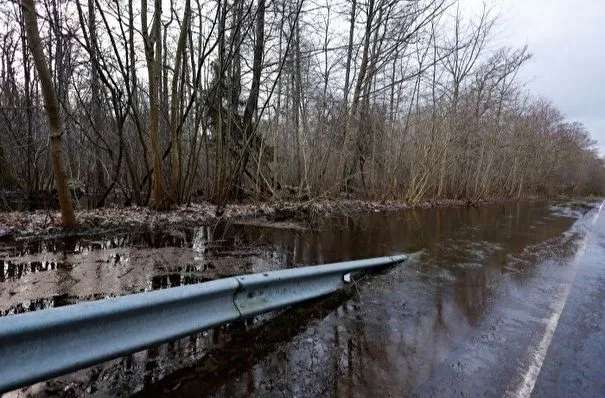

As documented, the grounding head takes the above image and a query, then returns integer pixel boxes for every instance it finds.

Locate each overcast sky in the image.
[488,0,605,154]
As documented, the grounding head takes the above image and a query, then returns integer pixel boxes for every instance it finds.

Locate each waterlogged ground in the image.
[0,202,595,397]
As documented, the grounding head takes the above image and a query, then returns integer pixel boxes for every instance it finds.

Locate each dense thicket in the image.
[0,0,603,212]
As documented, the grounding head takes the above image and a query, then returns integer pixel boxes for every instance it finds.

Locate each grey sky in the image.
[494,0,605,154]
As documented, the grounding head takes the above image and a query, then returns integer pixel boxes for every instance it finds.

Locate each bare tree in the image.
[142,0,167,209]
[0,0,600,210]
[21,0,76,226]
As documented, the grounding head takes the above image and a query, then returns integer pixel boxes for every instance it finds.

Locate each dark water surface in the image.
[0,202,583,396]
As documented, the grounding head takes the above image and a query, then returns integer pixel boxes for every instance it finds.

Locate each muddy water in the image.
[0,202,583,396]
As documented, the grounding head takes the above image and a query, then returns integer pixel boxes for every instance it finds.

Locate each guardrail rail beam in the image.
[0,255,406,393]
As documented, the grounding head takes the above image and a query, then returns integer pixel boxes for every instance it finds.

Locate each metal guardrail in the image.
[0,255,406,393]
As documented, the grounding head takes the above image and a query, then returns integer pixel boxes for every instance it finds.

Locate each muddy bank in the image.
[0,198,555,241]
[0,200,408,241]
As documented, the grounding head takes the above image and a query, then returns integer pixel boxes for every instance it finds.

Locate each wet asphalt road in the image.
[416,204,605,398]
[531,205,605,398]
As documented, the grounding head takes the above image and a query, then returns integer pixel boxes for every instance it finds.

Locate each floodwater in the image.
[0,202,586,397]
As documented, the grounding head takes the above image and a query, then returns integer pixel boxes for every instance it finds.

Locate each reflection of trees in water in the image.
[202,285,469,397]
[0,260,60,282]
[130,294,351,397]
[0,294,69,316]
[149,273,213,290]
[190,204,571,278]
[454,270,488,326]
[83,325,232,396]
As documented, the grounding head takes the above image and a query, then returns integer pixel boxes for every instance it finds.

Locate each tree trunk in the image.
[169,0,191,202]
[221,0,265,206]
[339,0,374,191]
[88,0,105,207]
[21,0,76,227]
[142,0,166,209]
[343,0,356,103]
[0,143,19,189]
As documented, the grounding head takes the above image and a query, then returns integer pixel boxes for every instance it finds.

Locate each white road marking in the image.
[594,200,605,226]
[508,200,605,398]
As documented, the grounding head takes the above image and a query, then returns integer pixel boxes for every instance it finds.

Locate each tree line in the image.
[0,0,603,225]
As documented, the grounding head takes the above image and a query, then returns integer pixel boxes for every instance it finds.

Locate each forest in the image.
[1,0,604,225]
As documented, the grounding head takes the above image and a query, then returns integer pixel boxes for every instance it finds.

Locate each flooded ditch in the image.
[0,202,587,397]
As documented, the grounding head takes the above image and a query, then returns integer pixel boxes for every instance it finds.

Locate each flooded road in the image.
[0,202,598,397]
